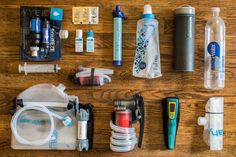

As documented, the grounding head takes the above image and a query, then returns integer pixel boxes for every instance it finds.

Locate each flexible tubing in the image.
[110,121,137,152]
[11,104,55,146]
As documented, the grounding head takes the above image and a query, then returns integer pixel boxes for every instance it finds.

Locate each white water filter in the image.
[198,97,224,150]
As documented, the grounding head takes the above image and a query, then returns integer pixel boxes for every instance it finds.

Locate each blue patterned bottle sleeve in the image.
[133,19,161,79]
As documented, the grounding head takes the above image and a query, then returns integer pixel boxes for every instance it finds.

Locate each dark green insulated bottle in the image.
[174,6,195,72]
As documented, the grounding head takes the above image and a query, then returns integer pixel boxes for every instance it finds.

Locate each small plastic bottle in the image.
[75,29,83,52]
[86,30,94,52]
[204,8,225,89]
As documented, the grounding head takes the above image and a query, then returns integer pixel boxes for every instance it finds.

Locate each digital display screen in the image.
[170,103,175,112]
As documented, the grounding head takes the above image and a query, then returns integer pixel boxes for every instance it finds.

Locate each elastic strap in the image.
[90,68,95,85]
[205,112,224,114]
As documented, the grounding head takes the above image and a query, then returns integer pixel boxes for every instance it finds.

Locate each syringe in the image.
[19,62,61,75]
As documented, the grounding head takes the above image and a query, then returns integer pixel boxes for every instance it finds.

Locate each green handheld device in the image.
[162,97,180,150]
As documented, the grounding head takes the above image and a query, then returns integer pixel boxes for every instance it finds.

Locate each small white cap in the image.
[198,117,207,126]
[59,30,69,39]
[18,64,23,73]
[76,29,83,38]
[18,62,27,75]
[30,46,39,57]
[211,7,220,13]
[143,4,152,14]
[57,66,61,71]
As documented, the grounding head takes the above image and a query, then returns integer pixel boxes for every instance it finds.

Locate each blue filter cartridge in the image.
[112,5,126,66]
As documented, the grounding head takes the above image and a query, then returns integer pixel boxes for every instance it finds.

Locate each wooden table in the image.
[0,0,235,156]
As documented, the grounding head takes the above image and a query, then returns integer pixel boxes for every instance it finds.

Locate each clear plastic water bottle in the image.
[204,7,225,89]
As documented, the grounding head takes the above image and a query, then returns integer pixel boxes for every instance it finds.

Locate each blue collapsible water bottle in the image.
[112,5,126,66]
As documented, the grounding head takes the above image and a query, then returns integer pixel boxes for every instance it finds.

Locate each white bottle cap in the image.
[76,29,83,38]
[59,30,69,39]
[211,7,220,16]
[198,117,207,126]
[211,7,220,13]
[30,46,39,57]
[143,4,152,14]
[18,63,25,73]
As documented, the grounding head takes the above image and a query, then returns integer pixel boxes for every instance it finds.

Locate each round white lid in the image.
[175,6,195,15]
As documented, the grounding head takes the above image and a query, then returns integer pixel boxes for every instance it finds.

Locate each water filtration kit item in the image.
[72,7,99,24]
[10,84,94,151]
[198,97,224,150]
[162,97,180,150]
[69,65,114,86]
[112,5,127,66]
[174,6,195,72]
[19,62,61,75]
[76,103,94,151]
[133,4,162,79]
[110,94,144,152]
[20,6,68,61]
[204,8,225,89]
[86,30,94,52]
[75,29,83,52]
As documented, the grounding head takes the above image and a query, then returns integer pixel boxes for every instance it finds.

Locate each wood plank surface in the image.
[0,0,236,156]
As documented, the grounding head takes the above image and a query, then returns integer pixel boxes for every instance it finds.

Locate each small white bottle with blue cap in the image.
[86,30,94,52]
[75,29,83,52]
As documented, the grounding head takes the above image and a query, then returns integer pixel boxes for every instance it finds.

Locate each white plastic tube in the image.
[19,62,61,75]
[11,104,72,146]
[110,121,137,152]
[11,104,55,146]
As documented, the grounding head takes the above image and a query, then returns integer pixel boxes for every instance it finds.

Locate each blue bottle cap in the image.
[50,8,63,21]
[112,5,127,19]
[87,30,94,37]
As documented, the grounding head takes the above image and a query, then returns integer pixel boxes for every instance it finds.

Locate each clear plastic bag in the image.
[11,84,77,150]
[198,97,224,150]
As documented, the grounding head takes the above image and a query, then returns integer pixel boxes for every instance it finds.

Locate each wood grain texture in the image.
[0,0,236,156]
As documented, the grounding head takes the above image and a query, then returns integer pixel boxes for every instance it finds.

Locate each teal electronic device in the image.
[162,97,180,150]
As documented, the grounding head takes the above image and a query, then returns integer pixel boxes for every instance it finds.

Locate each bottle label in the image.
[75,38,83,52]
[207,42,220,71]
[86,38,94,52]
